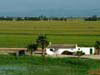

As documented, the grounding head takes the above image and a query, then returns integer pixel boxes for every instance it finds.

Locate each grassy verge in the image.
[0,34,100,47]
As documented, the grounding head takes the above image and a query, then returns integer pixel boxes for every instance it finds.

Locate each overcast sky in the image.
[0,0,100,16]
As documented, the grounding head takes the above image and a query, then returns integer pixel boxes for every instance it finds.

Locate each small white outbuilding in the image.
[46,44,95,55]
[77,47,95,55]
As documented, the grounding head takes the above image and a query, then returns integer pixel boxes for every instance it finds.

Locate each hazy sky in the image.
[0,0,100,16]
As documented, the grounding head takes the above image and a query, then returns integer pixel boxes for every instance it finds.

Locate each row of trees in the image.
[0,17,13,21]
[84,15,100,21]
[27,34,49,56]
[0,16,67,21]
[1,15,100,21]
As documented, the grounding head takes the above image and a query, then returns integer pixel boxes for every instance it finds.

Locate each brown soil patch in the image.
[89,70,100,75]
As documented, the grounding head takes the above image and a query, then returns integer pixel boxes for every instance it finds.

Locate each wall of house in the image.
[77,47,95,55]
[55,48,77,54]
[46,48,55,55]
[46,48,77,55]
[46,47,95,55]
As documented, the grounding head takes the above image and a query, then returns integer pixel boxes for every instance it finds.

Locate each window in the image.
[50,49,54,51]
[78,48,80,50]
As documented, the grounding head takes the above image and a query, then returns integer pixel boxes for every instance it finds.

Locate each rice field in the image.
[0,55,100,75]
[0,21,100,47]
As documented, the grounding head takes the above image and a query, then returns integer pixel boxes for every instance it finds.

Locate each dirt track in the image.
[81,55,100,59]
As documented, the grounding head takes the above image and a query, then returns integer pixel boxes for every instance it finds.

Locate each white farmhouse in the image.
[77,47,95,55]
[46,44,95,55]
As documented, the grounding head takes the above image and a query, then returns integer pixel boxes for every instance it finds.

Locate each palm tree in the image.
[95,41,100,55]
[36,34,49,56]
[27,43,38,56]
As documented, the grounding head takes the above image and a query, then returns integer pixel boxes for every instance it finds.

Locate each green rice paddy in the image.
[0,21,100,47]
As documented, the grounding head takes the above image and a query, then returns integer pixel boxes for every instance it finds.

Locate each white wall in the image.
[46,47,95,55]
[46,48,55,55]
[56,48,77,54]
[46,48,77,55]
[77,47,95,55]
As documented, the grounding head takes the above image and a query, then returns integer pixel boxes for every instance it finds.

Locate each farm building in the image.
[0,48,43,55]
[0,48,27,56]
[46,44,95,55]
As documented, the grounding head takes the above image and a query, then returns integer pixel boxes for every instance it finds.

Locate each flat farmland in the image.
[0,21,100,47]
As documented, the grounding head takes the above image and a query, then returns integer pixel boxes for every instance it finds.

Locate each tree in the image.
[75,51,84,58]
[36,34,49,56]
[85,15,98,21]
[27,43,38,56]
[94,41,100,55]
[92,15,97,21]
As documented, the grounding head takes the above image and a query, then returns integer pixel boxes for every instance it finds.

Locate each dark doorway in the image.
[19,50,26,56]
[62,51,73,55]
[90,48,93,55]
